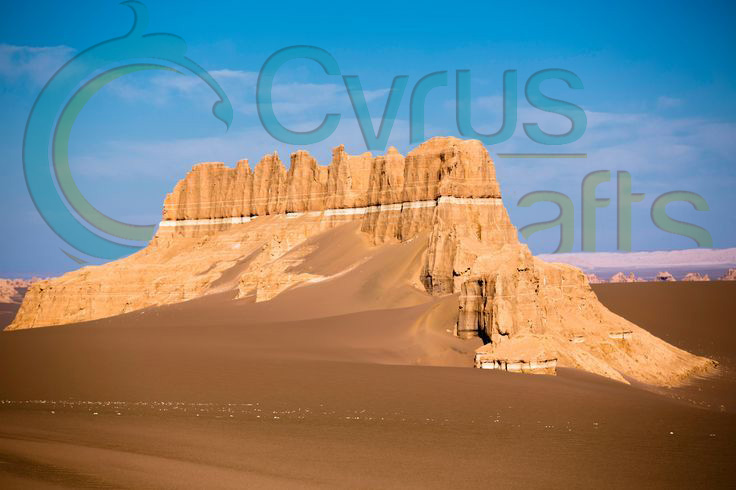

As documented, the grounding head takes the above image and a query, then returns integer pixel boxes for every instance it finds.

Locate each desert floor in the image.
[0,282,733,488]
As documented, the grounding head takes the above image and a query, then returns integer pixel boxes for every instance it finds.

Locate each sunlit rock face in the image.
[9,137,715,387]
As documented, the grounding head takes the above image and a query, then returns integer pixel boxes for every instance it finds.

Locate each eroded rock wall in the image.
[8,137,715,387]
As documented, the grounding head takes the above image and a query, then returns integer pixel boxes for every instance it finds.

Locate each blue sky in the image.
[1,0,735,277]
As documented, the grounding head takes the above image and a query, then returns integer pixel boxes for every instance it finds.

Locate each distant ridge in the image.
[540,248,736,271]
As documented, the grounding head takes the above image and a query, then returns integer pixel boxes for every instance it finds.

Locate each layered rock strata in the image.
[9,138,714,386]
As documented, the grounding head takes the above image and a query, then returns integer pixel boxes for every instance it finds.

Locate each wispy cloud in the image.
[0,44,75,86]
[107,67,390,120]
[452,97,736,209]
[657,95,683,109]
[71,116,410,181]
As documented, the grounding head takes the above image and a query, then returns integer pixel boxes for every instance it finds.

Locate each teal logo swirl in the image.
[23,1,232,260]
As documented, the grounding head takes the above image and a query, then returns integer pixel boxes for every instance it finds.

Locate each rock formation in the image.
[719,268,736,281]
[609,272,644,283]
[0,279,35,304]
[585,273,605,284]
[9,137,715,386]
[682,272,710,282]
[654,271,676,282]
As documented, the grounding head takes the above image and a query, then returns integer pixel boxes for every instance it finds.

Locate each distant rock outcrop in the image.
[609,272,644,283]
[719,268,736,281]
[654,271,676,282]
[682,272,710,282]
[0,279,35,304]
[585,273,605,284]
[9,137,715,386]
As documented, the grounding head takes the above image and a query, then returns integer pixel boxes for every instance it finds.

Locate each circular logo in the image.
[23,1,232,261]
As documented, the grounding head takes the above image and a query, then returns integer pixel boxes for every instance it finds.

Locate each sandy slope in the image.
[593,282,736,413]
[0,304,19,331]
[0,237,734,488]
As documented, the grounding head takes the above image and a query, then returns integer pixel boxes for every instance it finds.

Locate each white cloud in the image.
[657,95,683,109]
[0,44,75,86]
[106,67,391,122]
[71,116,411,182]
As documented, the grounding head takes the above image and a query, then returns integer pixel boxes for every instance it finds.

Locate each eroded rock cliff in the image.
[9,137,714,386]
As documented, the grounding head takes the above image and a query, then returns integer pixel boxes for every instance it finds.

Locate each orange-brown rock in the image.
[9,137,715,387]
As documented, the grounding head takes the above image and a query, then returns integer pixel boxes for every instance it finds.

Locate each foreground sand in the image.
[0,282,734,488]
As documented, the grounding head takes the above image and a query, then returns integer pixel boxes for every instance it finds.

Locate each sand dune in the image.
[0,272,734,488]
[592,282,736,413]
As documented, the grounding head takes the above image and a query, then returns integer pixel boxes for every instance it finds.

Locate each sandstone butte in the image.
[8,137,716,386]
